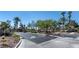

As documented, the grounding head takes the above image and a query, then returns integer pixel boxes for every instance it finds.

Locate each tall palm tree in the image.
[27,23,32,29]
[67,11,72,29]
[60,11,66,31]
[68,11,72,22]
[19,22,26,32]
[61,12,66,17]
[31,20,35,29]
[6,20,11,28]
[13,17,21,31]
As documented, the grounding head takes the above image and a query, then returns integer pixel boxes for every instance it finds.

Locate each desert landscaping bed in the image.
[0,36,20,48]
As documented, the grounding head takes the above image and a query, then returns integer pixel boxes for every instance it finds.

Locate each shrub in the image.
[1,44,10,48]
[12,33,20,42]
[27,29,37,33]
[1,39,7,42]
[4,29,12,36]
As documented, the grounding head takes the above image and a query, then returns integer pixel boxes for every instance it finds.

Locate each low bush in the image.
[1,44,10,48]
[27,29,37,33]
[4,29,12,36]
[12,33,20,42]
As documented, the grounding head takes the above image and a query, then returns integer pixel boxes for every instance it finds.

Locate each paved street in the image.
[16,32,79,48]
[16,32,57,43]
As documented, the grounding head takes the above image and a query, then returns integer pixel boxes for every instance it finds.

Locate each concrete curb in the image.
[14,37,23,48]
[14,39,22,48]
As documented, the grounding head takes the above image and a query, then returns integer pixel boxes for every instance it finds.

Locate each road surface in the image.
[16,32,79,48]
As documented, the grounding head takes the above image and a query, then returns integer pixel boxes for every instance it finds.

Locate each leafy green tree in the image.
[52,20,58,31]
[36,20,44,29]
[66,20,78,29]
[36,19,57,33]
[0,21,11,36]
[1,22,9,30]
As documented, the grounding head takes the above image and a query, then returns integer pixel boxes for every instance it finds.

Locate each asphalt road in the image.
[16,32,57,44]
[16,32,79,48]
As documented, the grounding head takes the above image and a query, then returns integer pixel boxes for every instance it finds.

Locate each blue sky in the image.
[0,11,79,26]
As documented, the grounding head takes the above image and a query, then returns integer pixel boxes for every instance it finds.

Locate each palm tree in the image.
[6,20,11,28]
[59,11,66,31]
[13,17,21,31]
[68,11,72,23]
[19,22,26,32]
[31,20,35,29]
[61,12,66,17]
[27,23,32,29]
[67,11,72,29]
